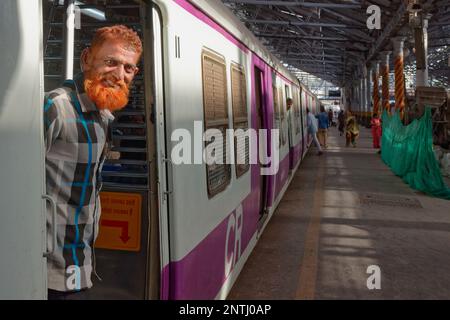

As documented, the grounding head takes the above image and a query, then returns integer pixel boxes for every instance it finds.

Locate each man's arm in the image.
[43,96,63,154]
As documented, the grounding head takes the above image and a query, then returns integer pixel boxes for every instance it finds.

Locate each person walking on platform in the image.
[338,110,345,136]
[307,108,323,156]
[328,109,334,127]
[316,105,329,148]
[43,25,142,300]
[370,113,382,150]
[345,111,360,147]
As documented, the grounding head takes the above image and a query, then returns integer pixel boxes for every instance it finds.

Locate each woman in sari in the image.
[370,113,382,149]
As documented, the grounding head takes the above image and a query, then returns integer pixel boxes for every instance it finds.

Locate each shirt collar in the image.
[65,73,98,113]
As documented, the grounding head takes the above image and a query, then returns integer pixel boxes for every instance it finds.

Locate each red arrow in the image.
[101,220,130,243]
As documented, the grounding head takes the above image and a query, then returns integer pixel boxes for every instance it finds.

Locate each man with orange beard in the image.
[43,25,142,299]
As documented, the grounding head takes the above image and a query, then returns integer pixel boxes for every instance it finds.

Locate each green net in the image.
[381,107,450,200]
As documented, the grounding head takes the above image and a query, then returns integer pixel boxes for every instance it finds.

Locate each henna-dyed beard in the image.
[84,73,129,112]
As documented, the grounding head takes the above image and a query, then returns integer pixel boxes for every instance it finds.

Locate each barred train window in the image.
[202,50,231,197]
[231,63,249,178]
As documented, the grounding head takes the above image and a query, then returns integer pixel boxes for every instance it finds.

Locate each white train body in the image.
[155,0,319,299]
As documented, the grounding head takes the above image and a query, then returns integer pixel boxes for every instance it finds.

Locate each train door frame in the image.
[285,84,294,170]
[41,0,166,299]
[298,86,305,159]
[150,3,170,300]
[253,66,269,223]
[0,0,47,299]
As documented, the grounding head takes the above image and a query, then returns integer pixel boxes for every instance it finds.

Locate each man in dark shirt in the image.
[316,105,329,148]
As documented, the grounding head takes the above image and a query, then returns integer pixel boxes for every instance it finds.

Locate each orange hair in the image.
[91,25,142,57]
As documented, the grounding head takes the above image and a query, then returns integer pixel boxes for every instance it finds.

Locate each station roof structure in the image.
[221,0,450,89]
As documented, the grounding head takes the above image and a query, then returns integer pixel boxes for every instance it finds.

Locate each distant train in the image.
[0,0,321,299]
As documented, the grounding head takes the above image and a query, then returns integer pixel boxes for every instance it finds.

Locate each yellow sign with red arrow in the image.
[95,192,142,252]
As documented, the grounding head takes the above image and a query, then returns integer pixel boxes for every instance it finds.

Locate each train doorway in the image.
[254,67,269,221]
[42,0,163,299]
[285,85,294,170]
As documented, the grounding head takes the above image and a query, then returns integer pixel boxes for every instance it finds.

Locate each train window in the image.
[273,85,286,146]
[273,85,279,120]
[201,50,231,197]
[284,85,290,107]
[279,87,286,146]
[279,87,286,121]
[272,85,281,146]
[231,63,249,178]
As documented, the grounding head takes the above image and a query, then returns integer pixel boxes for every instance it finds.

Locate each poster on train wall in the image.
[95,192,142,252]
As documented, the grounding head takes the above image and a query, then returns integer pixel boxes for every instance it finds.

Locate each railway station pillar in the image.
[411,13,432,86]
[392,36,407,119]
[359,78,366,122]
[354,77,360,118]
[366,64,372,121]
[364,64,369,124]
[380,51,391,114]
[371,60,381,116]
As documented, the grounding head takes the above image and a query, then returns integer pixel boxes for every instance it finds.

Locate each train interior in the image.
[42,0,160,299]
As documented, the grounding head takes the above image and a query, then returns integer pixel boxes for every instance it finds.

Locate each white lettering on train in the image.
[225,205,243,278]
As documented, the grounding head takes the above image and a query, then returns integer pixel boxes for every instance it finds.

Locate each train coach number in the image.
[224,205,243,278]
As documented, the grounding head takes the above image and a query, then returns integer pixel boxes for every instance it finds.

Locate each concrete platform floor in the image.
[228,125,450,300]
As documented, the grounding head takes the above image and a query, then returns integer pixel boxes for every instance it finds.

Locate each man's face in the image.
[82,39,140,111]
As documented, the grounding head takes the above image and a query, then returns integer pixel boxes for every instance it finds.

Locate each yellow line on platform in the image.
[295,163,325,300]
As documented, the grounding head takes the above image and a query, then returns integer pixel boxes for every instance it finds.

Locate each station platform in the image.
[228,125,450,300]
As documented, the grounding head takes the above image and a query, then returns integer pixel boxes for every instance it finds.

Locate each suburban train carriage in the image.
[157,0,311,299]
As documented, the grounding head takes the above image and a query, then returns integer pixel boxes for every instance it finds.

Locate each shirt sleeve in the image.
[43,96,63,154]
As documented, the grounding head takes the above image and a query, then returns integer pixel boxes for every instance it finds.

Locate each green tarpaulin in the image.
[381,107,450,200]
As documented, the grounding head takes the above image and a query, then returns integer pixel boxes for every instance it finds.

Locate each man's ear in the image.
[80,48,91,72]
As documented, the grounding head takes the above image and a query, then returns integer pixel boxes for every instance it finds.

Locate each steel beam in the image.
[255,33,350,41]
[246,19,357,28]
[223,1,361,9]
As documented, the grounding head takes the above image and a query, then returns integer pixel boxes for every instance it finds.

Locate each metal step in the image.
[112,135,146,141]
[106,159,147,165]
[111,147,147,153]
[101,171,148,178]
[112,123,146,129]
